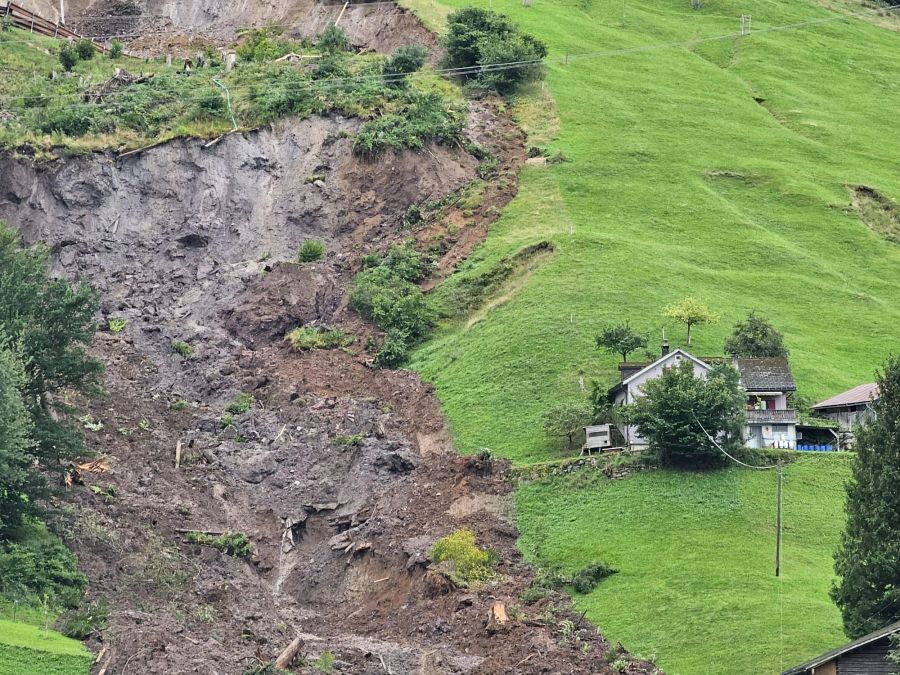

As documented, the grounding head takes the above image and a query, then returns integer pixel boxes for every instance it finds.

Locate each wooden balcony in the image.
[747,409,797,424]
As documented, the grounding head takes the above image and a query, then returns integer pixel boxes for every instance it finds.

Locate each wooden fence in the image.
[1,2,107,51]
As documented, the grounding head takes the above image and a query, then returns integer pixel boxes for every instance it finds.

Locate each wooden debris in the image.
[175,439,182,468]
[77,458,110,474]
[274,636,304,669]
[486,602,509,632]
[175,528,225,536]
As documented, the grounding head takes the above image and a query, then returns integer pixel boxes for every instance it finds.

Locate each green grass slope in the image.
[517,454,852,675]
[0,619,91,675]
[409,0,900,464]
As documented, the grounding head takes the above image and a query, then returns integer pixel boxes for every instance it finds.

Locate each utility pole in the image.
[775,460,783,577]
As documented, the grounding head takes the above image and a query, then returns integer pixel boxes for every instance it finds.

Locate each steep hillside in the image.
[517,455,852,675]
[409,0,900,463]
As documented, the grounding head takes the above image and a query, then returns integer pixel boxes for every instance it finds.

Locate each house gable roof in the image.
[621,349,710,387]
[781,619,900,675]
[814,383,880,410]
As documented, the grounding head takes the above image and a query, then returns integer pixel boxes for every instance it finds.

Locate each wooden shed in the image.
[781,619,900,675]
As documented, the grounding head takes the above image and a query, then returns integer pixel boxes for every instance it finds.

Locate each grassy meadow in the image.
[408,0,900,464]
[517,455,853,675]
[0,619,91,675]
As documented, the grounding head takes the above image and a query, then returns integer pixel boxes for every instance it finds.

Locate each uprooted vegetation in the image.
[430,528,498,587]
[849,184,900,244]
[0,25,463,157]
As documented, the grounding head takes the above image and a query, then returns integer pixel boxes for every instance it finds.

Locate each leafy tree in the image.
[626,361,745,468]
[442,7,547,94]
[723,311,788,358]
[663,296,719,346]
[318,23,350,55]
[0,223,102,472]
[0,344,38,537]
[831,356,900,638]
[58,41,78,72]
[109,40,124,59]
[543,399,594,451]
[383,45,428,87]
[596,322,648,362]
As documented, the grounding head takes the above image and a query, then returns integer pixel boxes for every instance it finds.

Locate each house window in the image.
[772,425,789,434]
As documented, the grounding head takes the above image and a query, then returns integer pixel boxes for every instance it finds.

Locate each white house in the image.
[609,344,797,450]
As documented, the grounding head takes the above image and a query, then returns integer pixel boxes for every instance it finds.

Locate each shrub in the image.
[226,393,254,414]
[186,531,252,559]
[37,105,111,137]
[543,400,594,451]
[312,56,350,80]
[383,44,428,87]
[172,341,193,359]
[246,66,325,124]
[75,39,96,61]
[443,7,547,94]
[109,40,123,59]
[58,599,109,639]
[298,238,326,263]
[236,28,294,62]
[285,326,352,350]
[318,23,350,54]
[431,528,497,586]
[571,560,617,594]
[0,521,86,609]
[353,91,464,157]
[58,41,79,71]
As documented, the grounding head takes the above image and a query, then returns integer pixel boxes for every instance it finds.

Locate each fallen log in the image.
[274,636,304,669]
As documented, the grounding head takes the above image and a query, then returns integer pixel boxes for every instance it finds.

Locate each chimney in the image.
[661,329,670,357]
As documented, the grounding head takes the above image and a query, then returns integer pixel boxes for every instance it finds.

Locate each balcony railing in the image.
[747,409,797,424]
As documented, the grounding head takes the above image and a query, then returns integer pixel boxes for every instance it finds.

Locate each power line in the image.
[0,3,896,111]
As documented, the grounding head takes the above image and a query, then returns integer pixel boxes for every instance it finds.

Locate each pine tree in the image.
[831,356,900,638]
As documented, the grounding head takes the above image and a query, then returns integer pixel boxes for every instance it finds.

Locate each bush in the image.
[431,528,497,586]
[246,67,325,124]
[0,522,86,610]
[58,599,109,639]
[75,39,96,61]
[383,45,428,87]
[318,23,350,54]
[285,327,352,350]
[58,41,79,71]
[236,28,295,62]
[298,239,326,263]
[312,56,350,80]
[172,341,193,358]
[443,7,547,94]
[109,40,123,59]
[186,531,252,559]
[353,91,463,158]
[571,560,617,594]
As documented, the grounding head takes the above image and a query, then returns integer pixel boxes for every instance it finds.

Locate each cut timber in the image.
[486,601,509,632]
[175,440,182,468]
[274,635,304,669]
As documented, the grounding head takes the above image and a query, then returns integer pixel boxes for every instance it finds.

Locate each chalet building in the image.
[782,619,900,675]
[609,343,797,449]
[812,383,880,432]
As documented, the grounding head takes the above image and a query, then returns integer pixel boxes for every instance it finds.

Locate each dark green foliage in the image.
[0,345,38,536]
[312,55,350,80]
[58,42,78,71]
[543,399,594,451]
[74,39,95,61]
[0,521,86,609]
[244,66,325,124]
[318,23,350,54]
[192,90,226,119]
[298,238,326,263]
[571,560,617,594]
[350,245,433,367]
[353,91,464,157]
[226,393,254,415]
[383,44,428,87]
[37,105,111,137]
[832,357,900,638]
[626,361,746,468]
[596,322,649,362]
[0,223,101,475]
[442,7,547,94]
[236,28,296,63]
[186,531,252,559]
[108,40,123,59]
[58,599,108,639]
[723,311,789,358]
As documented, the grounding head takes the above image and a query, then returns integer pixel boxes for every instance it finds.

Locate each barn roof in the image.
[813,383,880,410]
[781,619,900,675]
